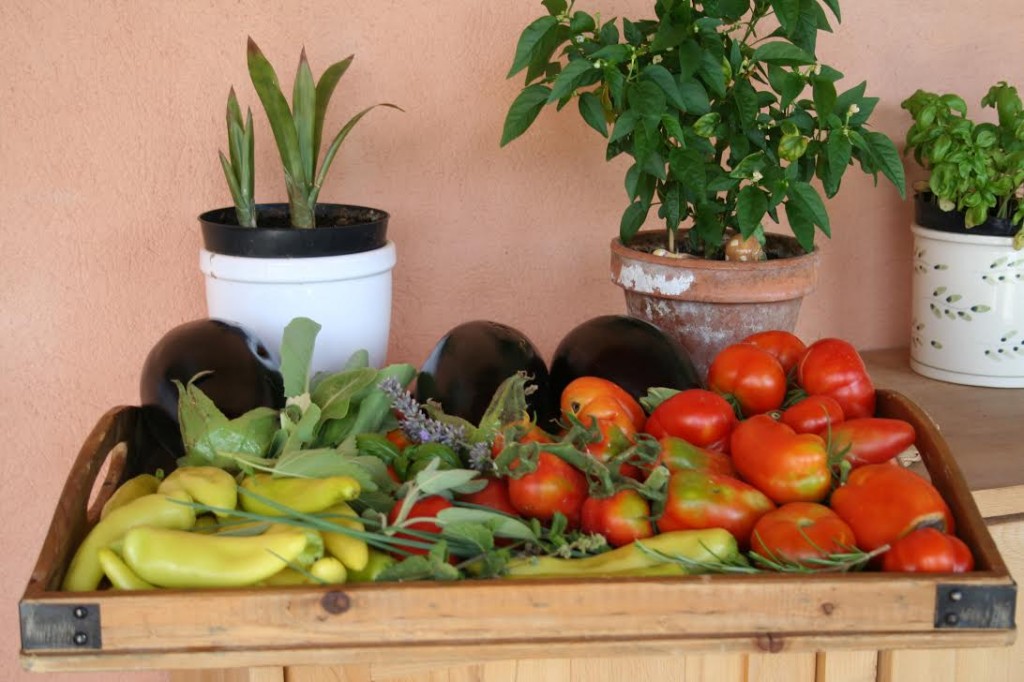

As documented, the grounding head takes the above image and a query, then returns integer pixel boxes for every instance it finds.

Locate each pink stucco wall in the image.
[1,2,1020,680]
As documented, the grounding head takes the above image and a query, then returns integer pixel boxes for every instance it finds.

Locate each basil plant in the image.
[502,0,906,258]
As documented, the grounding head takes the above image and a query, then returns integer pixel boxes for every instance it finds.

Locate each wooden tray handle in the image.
[26,406,140,594]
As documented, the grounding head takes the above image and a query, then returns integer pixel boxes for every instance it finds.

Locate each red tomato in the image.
[751,502,857,567]
[796,338,876,419]
[386,495,453,556]
[831,418,916,468]
[780,395,846,435]
[730,414,831,504]
[584,419,642,479]
[455,476,518,516]
[507,451,588,527]
[490,421,553,457]
[561,376,645,432]
[707,343,787,416]
[830,464,955,551]
[882,528,974,573]
[643,389,739,452]
[385,428,413,451]
[655,436,736,477]
[580,489,655,548]
[742,330,807,375]
[658,470,775,547]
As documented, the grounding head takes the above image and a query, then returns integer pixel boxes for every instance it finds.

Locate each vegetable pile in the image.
[62,318,974,591]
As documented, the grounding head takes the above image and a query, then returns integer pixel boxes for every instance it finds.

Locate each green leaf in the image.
[863,131,907,198]
[753,42,817,66]
[415,466,485,496]
[677,40,702,81]
[813,78,837,118]
[315,103,402,199]
[643,65,687,111]
[767,65,805,109]
[310,367,379,421]
[609,110,638,143]
[313,56,354,168]
[439,508,538,542]
[542,0,567,14]
[628,81,668,121]
[620,201,650,243]
[651,23,691,51]
[698,51,727,98]
[508,16,559,78]
[733,81,759,123]
[273,448,379,493]
[670,147,708,194]
[569,11,596,33]
[293,51,317,185]
[737,185,769,237]
[526,23,568,83]
[280,317,321,398]
[247,38,307,195]
[547,58,595,103]
[281,402,322,454]
[787,181,830,236]
[772,0,801,36]
[577,92,608,137]
[819,0,841,21]
[500,84,552,146]
[834,80,866,119]
[678,79,711,114]
[662,182,682,231]
[176,378,278,470]
[661,113,686,142]
[784,197,817,252]
[821,131,853,196]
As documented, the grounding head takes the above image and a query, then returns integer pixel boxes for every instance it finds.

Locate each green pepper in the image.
[238,474,360,516]
[503,529,739,579]
[158,466,238,516]
[62,491,196,592]
[121,525,311,588]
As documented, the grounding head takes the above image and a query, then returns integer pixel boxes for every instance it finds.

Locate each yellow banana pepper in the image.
[309,557,347,584]
[158,466,238,516]
[97,548,155,590]
[238,474,360,516]
[62,490,196,592]
[320,502,369,572]
[121,525,310,588]
[100,473,160,519]
[347,549,397,583]
[503,529,738,579]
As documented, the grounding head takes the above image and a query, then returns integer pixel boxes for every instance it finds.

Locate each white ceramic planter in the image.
[910,224,1024,387]
[199,242,397,374]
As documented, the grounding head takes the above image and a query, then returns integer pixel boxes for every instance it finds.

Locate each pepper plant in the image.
[901,81,1024,249]
[220,38,401,229]
[501,0,906,258]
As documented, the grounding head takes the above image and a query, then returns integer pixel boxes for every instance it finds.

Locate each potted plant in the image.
[199,38,401,374]
[901,81,1024,387]
[501,0,905,375]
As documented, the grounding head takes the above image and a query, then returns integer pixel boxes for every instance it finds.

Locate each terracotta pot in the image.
[609,231,820,378]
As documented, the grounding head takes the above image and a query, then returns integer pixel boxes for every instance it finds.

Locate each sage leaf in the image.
[280,317,321,398]
[440,508,538,542]
[310,367,379,421]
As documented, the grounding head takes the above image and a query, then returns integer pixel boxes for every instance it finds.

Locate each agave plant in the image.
[219,38,401,229]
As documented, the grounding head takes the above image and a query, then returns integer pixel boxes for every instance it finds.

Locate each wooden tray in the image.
[19,390,1017,673]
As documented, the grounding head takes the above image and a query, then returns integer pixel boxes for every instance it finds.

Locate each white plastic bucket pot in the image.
[200,242,397,374]
[910,224,1024,388]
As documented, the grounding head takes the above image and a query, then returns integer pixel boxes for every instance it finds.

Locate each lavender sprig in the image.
[379,378,468,447]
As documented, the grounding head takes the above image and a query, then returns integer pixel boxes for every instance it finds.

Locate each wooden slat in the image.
[171,668,285,682]
[683,654,746,682]
[814,651,877,682]
[747,652,816,682]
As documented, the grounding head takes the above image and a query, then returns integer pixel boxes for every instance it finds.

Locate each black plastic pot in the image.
[199,203,389,258]
[914,192,1018,238]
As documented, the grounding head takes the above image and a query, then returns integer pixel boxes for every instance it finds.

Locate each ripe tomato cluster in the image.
[500,332,972,572]
[382,330,974,574]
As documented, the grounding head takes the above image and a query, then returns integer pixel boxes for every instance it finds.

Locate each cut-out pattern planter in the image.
[910,224,1024,388]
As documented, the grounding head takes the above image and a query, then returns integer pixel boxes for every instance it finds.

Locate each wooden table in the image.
[168,348,1022,682]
